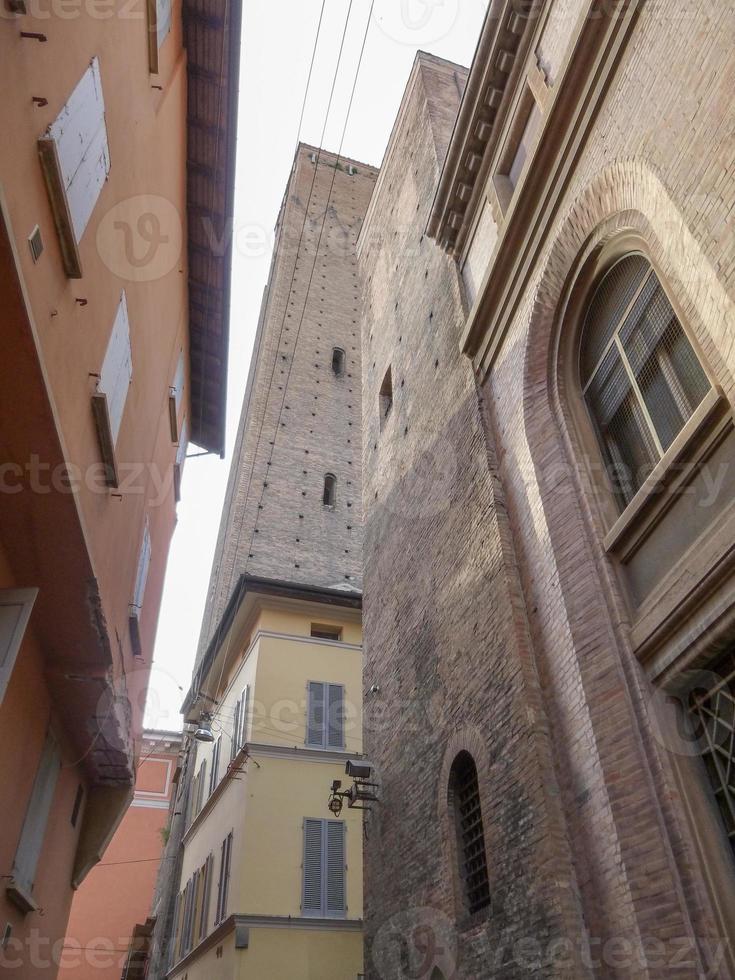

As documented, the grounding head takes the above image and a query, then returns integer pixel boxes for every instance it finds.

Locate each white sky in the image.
[144,0,488,731]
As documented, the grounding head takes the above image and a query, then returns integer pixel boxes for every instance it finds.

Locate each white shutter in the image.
[0,588,38,705]
[306,681,325,747]
[157,0,172,46]
[325,820,346,916]
[230,696,241,761]
[48,57,110,243]
[239,685,250,748]
[327,683,345,749]
[132,519,152,612]
[12,732,61,896]
[99,292,133,447]
[302,819,323,914]
[169,352,185,440]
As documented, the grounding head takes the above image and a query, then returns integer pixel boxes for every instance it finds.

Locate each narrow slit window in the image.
[380,367,393,425]
[332,347,346,376]
[323,473,337,507]
[449,751,490,916]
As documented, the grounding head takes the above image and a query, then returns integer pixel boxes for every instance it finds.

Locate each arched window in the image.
[331,347,346,376]
[323,473,336,508]
[448,751,490,915]
[580,254,710,508]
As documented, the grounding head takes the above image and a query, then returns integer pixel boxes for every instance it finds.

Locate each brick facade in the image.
[197,146,378,662]
[360,4,735,974]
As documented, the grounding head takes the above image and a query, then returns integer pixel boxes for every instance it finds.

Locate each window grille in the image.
[688,651,735,859]
[580,255,710,508]
[450,752,490,915]
[323,473,337,507]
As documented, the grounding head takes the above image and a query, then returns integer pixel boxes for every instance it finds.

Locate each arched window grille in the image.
[323,473,337,508]
[580,254,710,508]
[332,347,346,376]
[449,751,490,915]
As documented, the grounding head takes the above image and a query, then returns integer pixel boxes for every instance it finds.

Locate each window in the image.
[208,736,221,796]
[231,685,249,760]
[688,650,735,860]
[311,623,343,642]
[449,752,490,916]
[180,875,196,956]
[174,416,188,503]
[38,57,110,278]
[306,681,345,749]
[198,853,214,939]
[169,351,185,441]
[302,818,346,917]
[580,255,711,508]
[148,0,172,72]
[92,292,133,487]
[323,473,337,507]
[0,588,37,706]
[508,102,541,189]
[379,367,393,425]
[331,347,346,375]
[8,731,61,911]
[189,757,207,825]
[215,832,233,925]
[128,518,151,658]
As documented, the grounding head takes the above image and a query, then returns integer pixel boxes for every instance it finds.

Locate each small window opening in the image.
[310,623,343,641]
[449,752,490,915]
[379,367,393,425]
[323,473,337,507]
[71,784,84,827]
[332,347,346,376]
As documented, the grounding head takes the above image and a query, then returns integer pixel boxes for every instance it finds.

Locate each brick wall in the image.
[197,146,378,659]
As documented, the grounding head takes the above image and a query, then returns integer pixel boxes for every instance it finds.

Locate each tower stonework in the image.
[198,145,378,659]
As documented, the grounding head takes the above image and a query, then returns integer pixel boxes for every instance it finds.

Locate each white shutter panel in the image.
[0,588,38,704]
[169,352,185,440]
[302,819,323,915]
[157,0,172,46]
[99,293,133,446]
[132,518,152,611]
[48,57,110,243]
[230,696,241,761]
[239,685,250,747]
[12,732,61,895]
[327,683,345,749]
[306,681,325,747]
[325,821,346,916]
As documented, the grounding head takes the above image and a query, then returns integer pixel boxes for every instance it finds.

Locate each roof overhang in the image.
[183,575,362,716]
[184,0,243,456]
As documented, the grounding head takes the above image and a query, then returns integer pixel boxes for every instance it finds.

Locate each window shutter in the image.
[99,292,133,449]
[239,685,250,748]
[169,352,185,440]
[12,732,61,896]
[156,0,172,46]
[199,853,213,938]
[0,588,38,705]
[209,736,221,796]
[325,820,346,915]
[174,416,188,502]
[327,683,345,749]
[132,518,152,612]
[306,681,325,747]
[230,696,241,761]
[302,818,323,914]
[39,56,110,271]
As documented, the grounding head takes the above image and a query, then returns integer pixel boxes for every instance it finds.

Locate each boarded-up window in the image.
[302,818,346,917]
[38,57,110,277]
[0,588,38,705]
[306,681,345,749]
[92,292,133,487]
[169,351,185,441]
[128,518,151,657]
[9,732,61,909]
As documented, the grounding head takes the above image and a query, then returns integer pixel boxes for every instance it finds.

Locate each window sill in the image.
[6,879,39,914]
[603,386,729,558]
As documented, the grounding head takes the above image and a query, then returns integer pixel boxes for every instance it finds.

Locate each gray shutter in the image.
[302,818,323,914]
[209,737,220,795]
[325,820,346,916]
[13,732,61,894]
[0,588,38,705]
[306,681,325,747]
[240,685,250,746]
[327,683,345,749]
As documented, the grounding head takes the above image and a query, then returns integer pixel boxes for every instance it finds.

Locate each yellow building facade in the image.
[167,577,364,980]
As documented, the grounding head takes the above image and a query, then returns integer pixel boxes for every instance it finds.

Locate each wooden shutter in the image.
[199,853,213,938]
[209,736,221,796]
[216,832,232,923]
[306,681,325,747]
[302,818,323,914]
[0,588,38,705]
[38,57,110,275]
[239,685,250,748]
[327,683,345,749]
[325,820,346,916]
[12,732,61,897]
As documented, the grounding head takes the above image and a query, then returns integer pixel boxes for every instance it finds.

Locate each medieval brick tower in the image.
[198,144,378,658]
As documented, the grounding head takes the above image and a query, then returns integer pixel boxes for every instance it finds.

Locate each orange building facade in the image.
[57,730,182,980]
[0,0,240,973]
